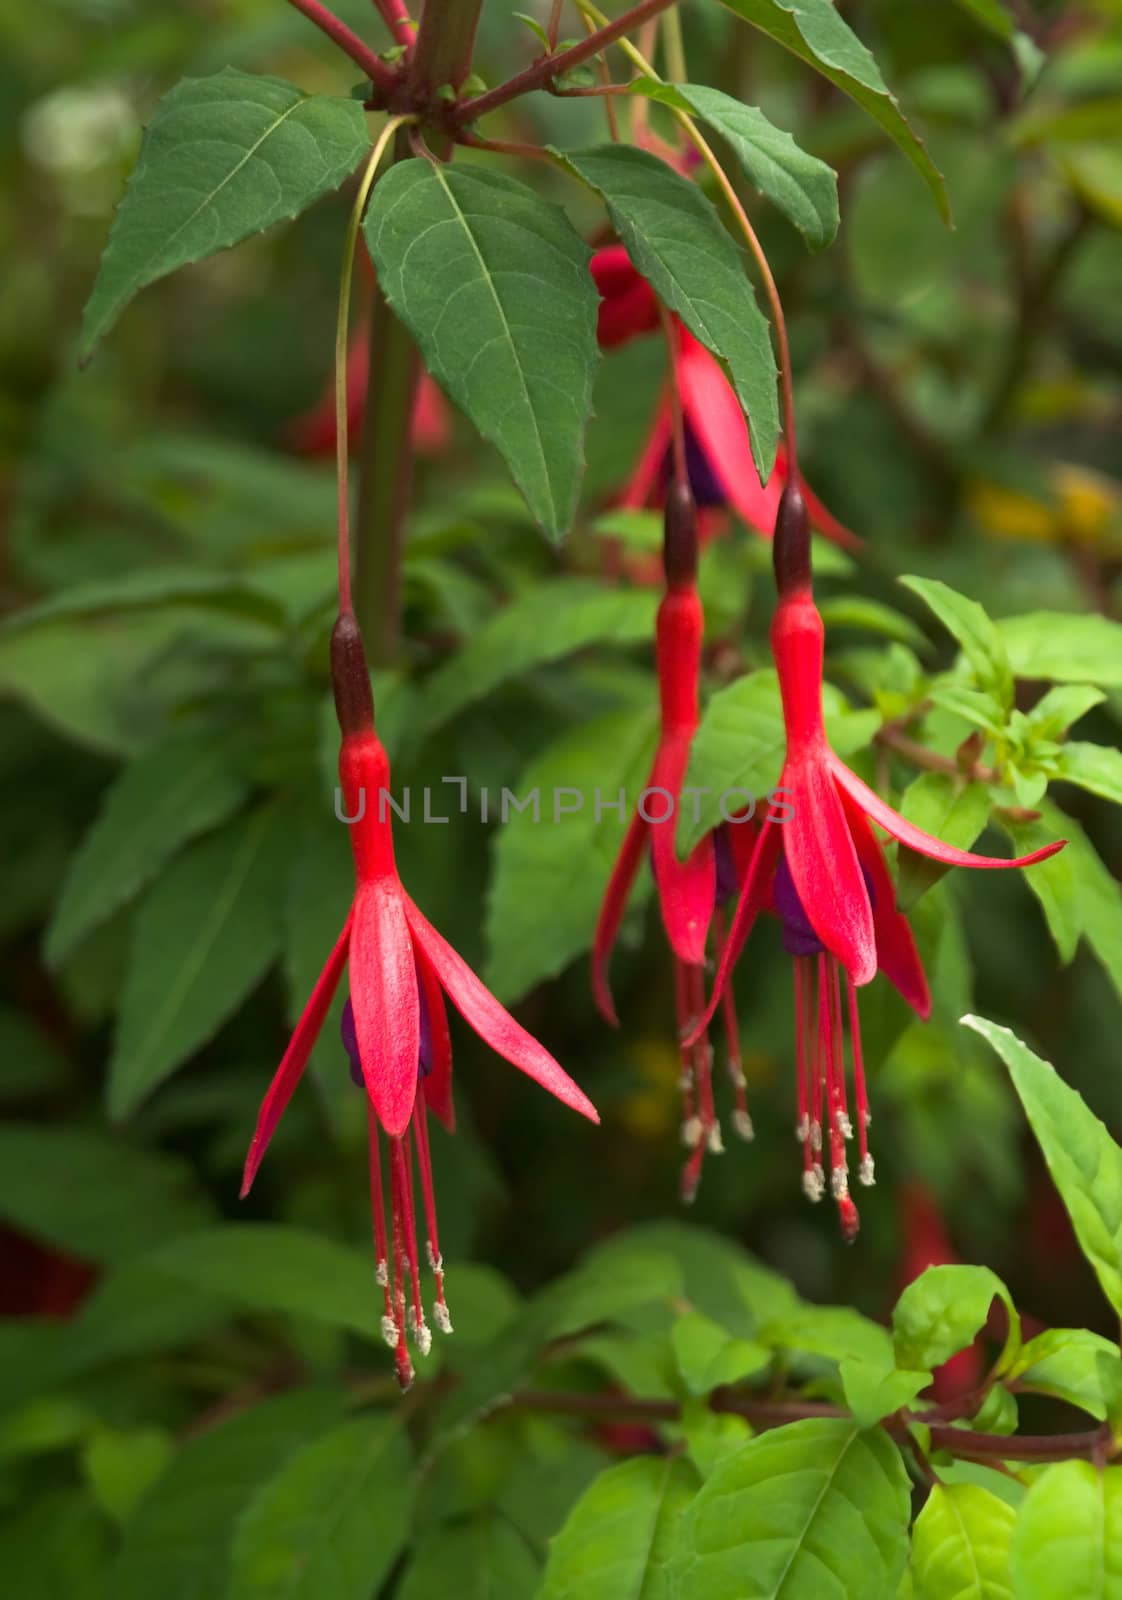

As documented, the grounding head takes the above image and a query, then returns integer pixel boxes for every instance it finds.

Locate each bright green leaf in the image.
[900,577,1012,701]
[83,1427,174,1525]
[1025,686,1106,739]
[81,70,371,357]
[715,0,948,219]
[1012,1328,1122,1421]
[1055,742,1122,805]
[997,612,1122,687]
[1010,1462,1122,1600]
[671,1311,771,1396]
[897,773,993,909]
[964,1015,1122,1319]
[561,144,778,476]
[839,1360,930,1428]
[893,1263,1019,1373]
[364,160,599,536]
[539,1455,699,1600]
[911,1482,1016,1600]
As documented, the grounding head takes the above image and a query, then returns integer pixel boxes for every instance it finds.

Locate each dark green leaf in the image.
[715,0,948,219]
[911,1483,1016,1600]
[228,1417,414,1600]
[0,1488,113,1600]
[670,1418,911,1599]
[539,1455,699,1600]
[637,82,838,248]
[1010,1462,1122,1600]
[560,144,778,476]
[81,70,370,357]
[398,1518,540,1600]
[893,1263,1019,1373]
[0,1125,214,1264]
[964,1015,1122,1319]
[83,1427,175,1525]
[108,807,286,1117]
[364,160,599,536]
[46,728,249,967]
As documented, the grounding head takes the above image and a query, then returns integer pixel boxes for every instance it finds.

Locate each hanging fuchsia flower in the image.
[243,614,598,1387]
[592,483,751,1199]
[590,248,858,550]
[689,486,1066,1238]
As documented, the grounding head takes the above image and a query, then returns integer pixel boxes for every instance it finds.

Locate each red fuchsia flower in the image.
[592,482,752,1200]
[288,323,448,457]
[243,614,598,1387]
[590,247,858,551]
[689,485,1066,1239]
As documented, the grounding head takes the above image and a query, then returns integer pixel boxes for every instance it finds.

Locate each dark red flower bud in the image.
[772,480,811,597]
[331,611,375,736]
[663,478,699,592]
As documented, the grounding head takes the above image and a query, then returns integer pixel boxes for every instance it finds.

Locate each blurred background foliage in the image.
[2,0,1122,1591]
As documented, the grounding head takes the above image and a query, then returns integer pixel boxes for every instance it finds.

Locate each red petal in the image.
[350,880,420,1138]
[649,731,715,966]
[829,755,1068,870]
[592,806,649,1026]
[686,820,783,1045]
[785,758,877,985]
[591,246,661,347]
[677,328,782,535]
[241,911,352,1197]
[840,790,931,1019]
[404,897,600,1124]
[415,938,455,1132]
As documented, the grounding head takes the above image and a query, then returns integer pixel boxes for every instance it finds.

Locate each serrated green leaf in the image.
[1055,742,1122,805]
[893,1263,1019,1373]
[228,1417,413,1600]
[81,69,370,358]
[839,1360,931,1428]
[911,1483,1016,1600]
[108,807,286,1117]
[110,1389,345,1600]
[398,1517,539,1600]
[417,579,657,741]
[715,0,947,220]
[1011,1328,1122,1421]
[1010,1462,1122,1600]
[364,160,599,536]
[46,728,249,967]
[671,1417,911,1599]
[484,704,658,1003]
[560,144,778,477]
[964,1015,1122,1319]
[636,82,838,248]
[539,1455,699,1600]
[897,773,992,909]
[901,577,1012,701]
[997,612,1122,687]
[671,1311,771,1396]
[0,1126,214,1265]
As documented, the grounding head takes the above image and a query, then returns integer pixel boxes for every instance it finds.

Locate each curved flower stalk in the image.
[689,485,1066,1238]
[590,247,858,550]
[243,614,598,1387]
[592,481,750,1199]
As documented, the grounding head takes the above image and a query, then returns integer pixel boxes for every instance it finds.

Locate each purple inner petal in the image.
[660,423,727,509]
[773,854,876,959]
[714,824,740,906]
[342,977,433,1090]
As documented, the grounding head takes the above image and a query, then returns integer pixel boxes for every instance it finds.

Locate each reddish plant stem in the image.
[373,0,416,52]
[409,0,485,94]
[454,0,679,122]
[285,0,397,89]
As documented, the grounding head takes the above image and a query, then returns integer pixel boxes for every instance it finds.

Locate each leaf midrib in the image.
[770,1427,862,1600]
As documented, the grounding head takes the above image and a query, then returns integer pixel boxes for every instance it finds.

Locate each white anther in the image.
[837,1112,853,1140]
[802,1167,825,1203]
[858,1154,875,1187]
[729,1066,746,1089]
[810,1119,822,1154]
[706,1122,725,1155]
[375,1261,389,1288]
[733,1109,755,1142]
[796,1114,809,1144]
[381,1315,399,1349]
[682,1116,703,1149]
[830,1167,850,1201]
[433,1301,453,1335]
[426,1244,443,1273]
[413,1316,432,1357]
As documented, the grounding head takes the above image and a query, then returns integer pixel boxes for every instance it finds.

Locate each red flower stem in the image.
[547,0,565,48]
[454,0,679,123]
[373,0,416,53]
[659,306,688,487]
[456,130,555,160]
[285,0,397,90]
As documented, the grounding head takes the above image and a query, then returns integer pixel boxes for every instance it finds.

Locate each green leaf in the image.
[46,728,249,967]
[900,577,1012,702]
[996,613,1122,687]
[672,1312,772,1396]
[0,1488,113,1600]
[417,579,657,741]
[1055,742,1122,806]
[893,1264,1020,1373]
[484,703,658,1002]
[963,1015,1122,1319]
[0,1126,214,1265]
[671,1418,911,1599]
[818,595,928,649]
[108,806,286,1117]
[839,1360,930,1428]
[1010,1462,1122,1600]
[111,1389,344,1600]
[1025,686,1105,740]
[714,0,947,220]
[560,144,778,477]
[4,568,285,633]
[896,773,993,909]
[1011,1328,1122,1421]
[81,70,369,358]
[538,1455,699,1600]
[766,1305,896,1370]
[951,0,1018,39]
[398,1518,539,1600]
[143,1224,390,1341]
[636,82,838,249]
[228,1417,413,1600]
[83,1427,174,1525]
[911,1483,1016,1600]
[1000,801,1122,1001]
[364,160,599,536]
[678,1400,753,1480]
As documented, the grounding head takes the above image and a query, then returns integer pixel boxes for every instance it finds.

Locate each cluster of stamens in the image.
[793,951,874,1240]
